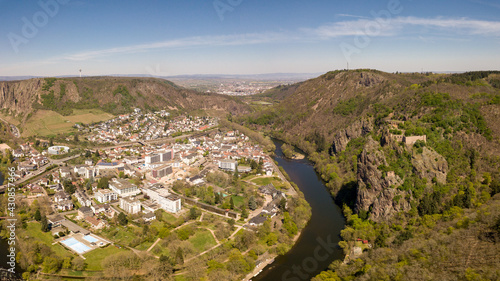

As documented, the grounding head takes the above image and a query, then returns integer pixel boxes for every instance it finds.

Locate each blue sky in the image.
[1,0,499,76]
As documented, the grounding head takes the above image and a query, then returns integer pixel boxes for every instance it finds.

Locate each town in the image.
[2,117,305,280]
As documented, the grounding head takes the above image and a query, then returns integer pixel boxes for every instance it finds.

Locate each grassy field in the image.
[251,176,281,186]
[189,229,217,252]
[83,245,129,271]
[25,222,72,258]
[161,211,184,226]
[231,195,245,208]
[65,109,114,124]
[100,225,139,246]
[22,109,113,137]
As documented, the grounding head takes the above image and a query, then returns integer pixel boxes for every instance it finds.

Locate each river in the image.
[252,140,346,281]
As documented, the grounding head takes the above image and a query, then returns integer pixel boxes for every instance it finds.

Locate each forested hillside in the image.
[239,70,500,280]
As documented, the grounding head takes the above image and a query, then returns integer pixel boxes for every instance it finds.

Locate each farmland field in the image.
[22,109,113,137]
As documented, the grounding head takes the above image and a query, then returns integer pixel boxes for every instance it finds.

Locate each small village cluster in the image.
[79,109,218,144]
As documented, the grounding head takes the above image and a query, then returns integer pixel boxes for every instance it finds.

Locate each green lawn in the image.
[189,229,217,253]
[25,222,72,258]
[100,226,139,246]
[136,240,154,251]
[83,245,129,271]
[22,109,114,137]
[162,212,183,226]
[231,195,245,208]
[251,177,280,186]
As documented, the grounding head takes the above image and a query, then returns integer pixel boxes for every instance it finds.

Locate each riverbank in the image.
[250,139,345,281]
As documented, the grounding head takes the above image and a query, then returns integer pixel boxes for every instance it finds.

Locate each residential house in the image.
[47,214,65,228]
[78,206,93,219]
[54,191,71,202]
[56,200,73,211]
[59,167,71,177]
[75,189,92,207]
[85,216,107,230]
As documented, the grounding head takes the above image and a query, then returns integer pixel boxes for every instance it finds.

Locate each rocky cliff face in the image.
[330,118,373,154]
[412,147,448,185]
[0,79,42,116]
[354,136,449,221]
[354,137,410,221]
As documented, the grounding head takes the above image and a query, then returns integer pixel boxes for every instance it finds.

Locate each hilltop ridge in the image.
[0,76,250,120]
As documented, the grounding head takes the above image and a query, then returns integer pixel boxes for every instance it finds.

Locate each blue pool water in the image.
[83,235,98,243]
[61,237,91,254]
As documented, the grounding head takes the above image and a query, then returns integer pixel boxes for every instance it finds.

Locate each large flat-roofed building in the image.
[142,184,182,213]
[145,154,161,165]
[151,164,173,179]
[120,197,141,214]
[160,150,173,162]
[109,178,140,197]
[164,194,181,213]
[94,189,118,203]
[219,159,238,172]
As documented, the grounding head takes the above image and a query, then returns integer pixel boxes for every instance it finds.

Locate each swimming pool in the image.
[83,235,98,243]
[61,237,91,254]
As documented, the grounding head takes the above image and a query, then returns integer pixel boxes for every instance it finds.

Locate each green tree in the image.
[175,248,184,265]
[241,205,249,219]
[230,196,235,210]
[63,179,76,194]
[40,215,50,232]
[42,256,61,273]
[34,209,41,221]
[248,196,257,211]
[142,225,149,237]
[97,177,109,189]
[189,207,198,220]
[282,212,297,237]
[72,257,87,271]
[233,169,239,182]
[118,212,128,226]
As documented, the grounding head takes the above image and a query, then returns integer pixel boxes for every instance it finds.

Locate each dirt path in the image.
[147,237,162,252]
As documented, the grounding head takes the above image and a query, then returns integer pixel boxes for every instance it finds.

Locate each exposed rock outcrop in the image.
[411,147,448,185]
[330,118,373,154]
[0,79,42,116]
[355,137,410,221]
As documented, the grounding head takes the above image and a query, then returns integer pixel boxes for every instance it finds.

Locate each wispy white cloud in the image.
[394,16,500,35]
[64,32,292,61]
[60,16,500,61]
[306,16,500,39]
